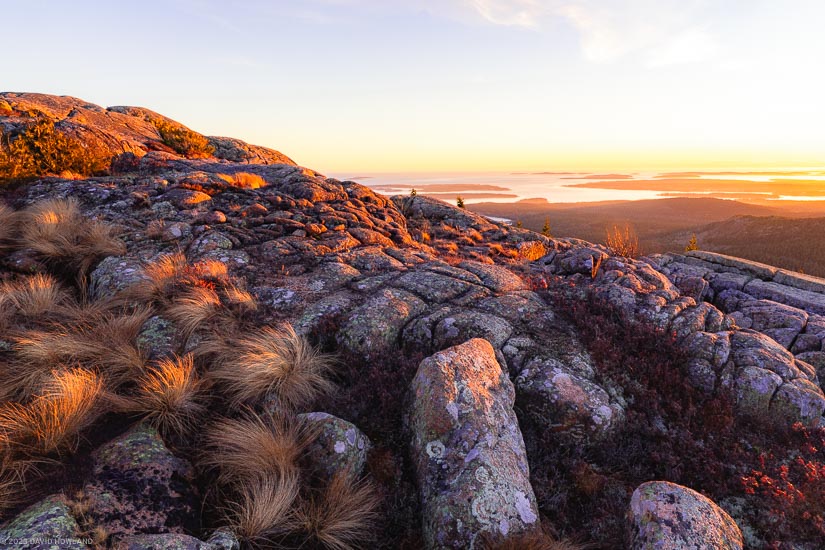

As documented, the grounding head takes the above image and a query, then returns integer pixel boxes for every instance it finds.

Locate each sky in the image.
[4,1,825,172]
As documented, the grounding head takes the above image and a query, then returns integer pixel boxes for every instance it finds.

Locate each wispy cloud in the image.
[455,0,720,64]
[302,0,722,65]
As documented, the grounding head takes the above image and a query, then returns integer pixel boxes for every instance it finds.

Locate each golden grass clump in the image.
[125,253,230,307]
[218,172,267,189]
[17,198,125,283]
[165,286,223,341]
[11,307,151,394]
[0,368,105,456]
[127,354,205,437]
[0,274,70,321]
[294,471,379,550]
[225,473,300,545]
[165,284,257,342]
[0,203,18,249]
[207,324,334,411]
[201,412,314,486]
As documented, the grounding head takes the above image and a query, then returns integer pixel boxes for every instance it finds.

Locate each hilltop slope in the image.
[0,92,295,167]
[0,94,825,549]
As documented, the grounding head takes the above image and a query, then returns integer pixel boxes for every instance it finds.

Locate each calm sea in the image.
[328,170,825,205]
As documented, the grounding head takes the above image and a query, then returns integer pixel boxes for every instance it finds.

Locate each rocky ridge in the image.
[1,94,824,549]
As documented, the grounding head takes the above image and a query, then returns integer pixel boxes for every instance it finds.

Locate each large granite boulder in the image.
[83,424,199,539]
[629,481,743,549]
[516,354,624,445]
[408,339,539,548]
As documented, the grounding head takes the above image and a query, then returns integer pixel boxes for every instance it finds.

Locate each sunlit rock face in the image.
[3,92,825,549]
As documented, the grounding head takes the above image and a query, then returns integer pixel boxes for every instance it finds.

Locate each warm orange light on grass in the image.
[129,354,205,437]
[0,368,105,457]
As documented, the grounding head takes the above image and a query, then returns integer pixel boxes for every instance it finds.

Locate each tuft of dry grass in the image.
[225,473,300,545]
[218,172,267,189]
[0,467,23,515]
[127,354,205,437]
[165,284,257,342]
[0,274,70,321]
[605,224,640,258]
[201,412,314,486]
[207,324,334,411]
[123,253,230,307]
[11,307,151,394]
[295,471,379,550]
[17,199,125,284]
[165,286,223,341]
[0,368,105,456]
[0,203,18,250]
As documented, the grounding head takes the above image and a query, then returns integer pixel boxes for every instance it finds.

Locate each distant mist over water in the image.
[330,170,825,205]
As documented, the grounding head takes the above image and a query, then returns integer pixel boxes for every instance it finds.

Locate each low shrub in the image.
[152,119,214,158]
[0,118,108,183]
[604,224,640,258]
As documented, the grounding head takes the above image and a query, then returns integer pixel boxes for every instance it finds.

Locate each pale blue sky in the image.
[5,1,825,171]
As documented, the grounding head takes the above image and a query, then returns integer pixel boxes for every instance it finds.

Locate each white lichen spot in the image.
[334,441,346,454]
[426,440,446,459]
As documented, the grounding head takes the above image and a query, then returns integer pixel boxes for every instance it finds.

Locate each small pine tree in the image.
[685,234,699,252]
[541,217,552,238]
[516,220,523,229]
[456,196,465,209]
[410,188,417,197]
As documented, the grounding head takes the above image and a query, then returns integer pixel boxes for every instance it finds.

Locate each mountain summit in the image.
[1,94,824,549]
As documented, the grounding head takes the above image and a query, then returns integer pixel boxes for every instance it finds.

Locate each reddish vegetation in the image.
[525,277,825,548]
[313,342,426,549]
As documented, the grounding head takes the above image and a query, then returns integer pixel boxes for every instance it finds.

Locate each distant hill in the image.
[470,197,782,247]
[471,197,825,276]
[663,215,825,277]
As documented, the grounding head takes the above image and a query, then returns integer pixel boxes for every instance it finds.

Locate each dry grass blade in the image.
[0,468,23,515]
[222,285,257,314]
[0,368,105,456]
[130,354,205,437]
[122,253,231,307]
[225,473,299,545]
[296,471,379,550]
[201,412,315,486]
[166,284,256,342]
[209,324,334,411]
[192,258,230,284]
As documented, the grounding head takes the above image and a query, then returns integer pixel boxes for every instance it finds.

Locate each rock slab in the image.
[408,338,539,548]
